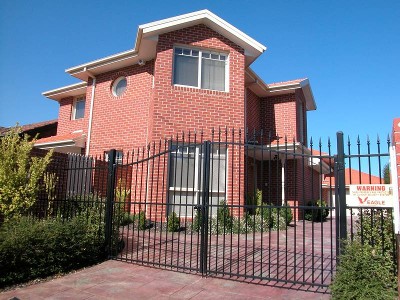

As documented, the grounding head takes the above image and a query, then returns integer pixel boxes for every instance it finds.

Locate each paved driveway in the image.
[0,260,330,299]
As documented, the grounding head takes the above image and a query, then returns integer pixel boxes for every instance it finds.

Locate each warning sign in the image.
[347,184,394,208]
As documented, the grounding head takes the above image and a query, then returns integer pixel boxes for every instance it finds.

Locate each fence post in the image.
[200,141,211,276]
[105,149,117,257]
[336,132,347,254]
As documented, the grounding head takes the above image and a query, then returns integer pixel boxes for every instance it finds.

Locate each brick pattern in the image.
[246,88,261,133]
[151,24,245,142]
[57,96,88,136]
[260,93,298,142]
[88,63,154,156]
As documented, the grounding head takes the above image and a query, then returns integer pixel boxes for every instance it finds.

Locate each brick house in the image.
[35,10,323,219]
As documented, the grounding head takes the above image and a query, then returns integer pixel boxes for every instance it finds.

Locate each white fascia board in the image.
[65,49,138,76]
[246,68,317,111]
[35,139,75,147]
[140,10,266,54]
[300,80,317,111]
[42,82,87,101]
[65,10,266,79]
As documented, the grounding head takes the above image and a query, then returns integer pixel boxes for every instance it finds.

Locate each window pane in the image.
[201,58,225,91]
[199,146,226,192]
[211,53,219,60]
[75,100,85,119]
[174,54,198,87]
[168,191,195,216]
[169,152,195,189]
[115,78,127,96]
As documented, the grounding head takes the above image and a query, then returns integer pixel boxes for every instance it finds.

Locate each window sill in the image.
[173,84,229,95]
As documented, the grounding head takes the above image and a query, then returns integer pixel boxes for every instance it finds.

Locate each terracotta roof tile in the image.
[35,132,84,145]
[323,168,382,186]
[20,119,57,132]
[0,120,58,136]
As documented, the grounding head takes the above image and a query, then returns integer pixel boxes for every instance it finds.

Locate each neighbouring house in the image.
[1,119,58,140]
[34,10,326,219]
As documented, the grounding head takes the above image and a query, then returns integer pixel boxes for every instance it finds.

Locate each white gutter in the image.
[85,69,96,156]
[35,139,75,147]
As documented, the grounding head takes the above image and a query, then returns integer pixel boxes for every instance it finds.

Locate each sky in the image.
[0,0,399,151]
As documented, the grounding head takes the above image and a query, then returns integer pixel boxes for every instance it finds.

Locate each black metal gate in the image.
[104,129,395,288]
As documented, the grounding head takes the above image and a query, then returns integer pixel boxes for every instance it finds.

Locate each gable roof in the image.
[65,10,266,81]
[246,69,317,110]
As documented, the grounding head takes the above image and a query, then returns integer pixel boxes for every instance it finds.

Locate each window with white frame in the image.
[173,47,228,92]
[72,96,85,120]
[168,144,227,216]
[111,77,127,97]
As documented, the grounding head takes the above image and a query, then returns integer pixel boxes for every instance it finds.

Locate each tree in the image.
[0,126,53,221]
[383,163,390,184]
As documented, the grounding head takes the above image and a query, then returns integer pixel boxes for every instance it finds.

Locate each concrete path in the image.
[1,260,330,300]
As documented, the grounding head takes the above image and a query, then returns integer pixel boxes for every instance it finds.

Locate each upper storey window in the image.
[72,96,85,120]
[173,47,228,92]
[112,76,127,97]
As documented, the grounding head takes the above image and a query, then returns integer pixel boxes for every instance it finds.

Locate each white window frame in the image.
[72,96,86,120]
[112,76,127,97]
[173,46,229,92]
[168,144,228,216]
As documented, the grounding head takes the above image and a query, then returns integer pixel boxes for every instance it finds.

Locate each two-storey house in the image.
[35,10,322,219]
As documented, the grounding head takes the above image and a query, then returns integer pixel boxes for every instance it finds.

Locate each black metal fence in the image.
[28,129,395,289]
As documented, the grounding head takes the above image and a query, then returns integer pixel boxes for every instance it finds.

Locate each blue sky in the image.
[0,0,399,148]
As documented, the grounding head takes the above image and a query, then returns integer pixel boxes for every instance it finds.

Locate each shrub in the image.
[215,201,232,233]
[217,201,232,226]
[167,212,180,232]
[136,210,147,230]
[0,213,106,287]
[192,209,202,232]
[330,241,397,300]
[304,200,329,222]
[0,126,53,221]
[260,205,292,229]
[119,212,136,226]
[355,208,395,257]
[246,189,263,215]
[278,205,293,225]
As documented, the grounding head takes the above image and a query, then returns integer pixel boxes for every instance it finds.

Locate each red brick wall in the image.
[151,24,245,141]
[260,94,297,142]
[246,88,261,133]
[147,24,246,218]
[88,62,154,156]
[57,96,88,136]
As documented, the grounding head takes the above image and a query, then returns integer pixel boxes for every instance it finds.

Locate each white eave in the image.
[245,69,317,111]
[65,9,266,81]
[247,143,330,174]
[42,82,87,101]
